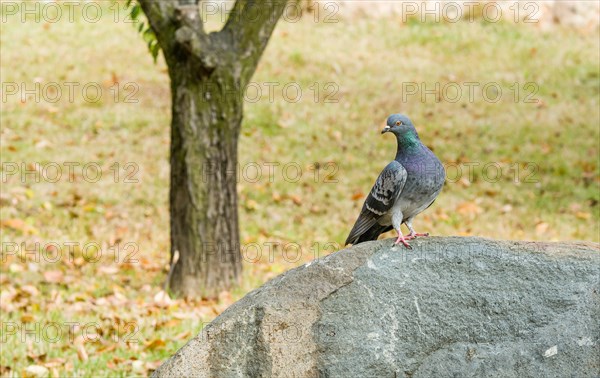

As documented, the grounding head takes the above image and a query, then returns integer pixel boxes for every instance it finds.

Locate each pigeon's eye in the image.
[395,121,402,126]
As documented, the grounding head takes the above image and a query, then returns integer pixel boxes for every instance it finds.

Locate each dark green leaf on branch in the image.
[130,4,141,20]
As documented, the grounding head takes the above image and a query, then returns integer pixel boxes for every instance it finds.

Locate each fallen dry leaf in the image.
[75,341,88,362]
[161,319,181,329]
[1,218,37,234]
[174,331,191,340]
[535,222,549,235]
[351,191,364,201]
[131,360,145,374]
[456,201,482,216]
[23,365,49,378]
[43,270,64,283]
[289,195,302,206]
[153,290,174,308]
[145,339,166,350]
[98,266,119,275]
[21,285,40,297]
[245,199,258,211]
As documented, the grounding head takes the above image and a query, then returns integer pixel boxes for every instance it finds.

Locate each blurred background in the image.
[1,0,598,376]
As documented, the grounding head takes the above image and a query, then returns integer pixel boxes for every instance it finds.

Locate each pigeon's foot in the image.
[394,235,412,249]
[405,232,429,240]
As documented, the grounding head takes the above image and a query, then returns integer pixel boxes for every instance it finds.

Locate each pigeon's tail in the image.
[345,224,393,246]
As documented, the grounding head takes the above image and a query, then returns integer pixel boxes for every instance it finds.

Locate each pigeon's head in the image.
[381,114,417,136]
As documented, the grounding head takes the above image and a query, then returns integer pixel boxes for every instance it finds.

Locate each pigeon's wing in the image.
[345,161,407,245]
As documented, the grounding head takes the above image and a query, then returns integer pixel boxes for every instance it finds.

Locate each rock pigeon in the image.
[345,114,445,248]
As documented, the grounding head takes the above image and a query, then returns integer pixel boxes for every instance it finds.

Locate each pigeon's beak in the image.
[381,126,391,134]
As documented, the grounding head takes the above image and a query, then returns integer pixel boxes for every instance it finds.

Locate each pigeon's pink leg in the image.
[392,213,411,249]
[405,219,429,240]
[394,231,412,249]
[405,232,429,240]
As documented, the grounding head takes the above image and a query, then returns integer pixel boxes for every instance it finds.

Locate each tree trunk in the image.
[139,0,288,298]
[167,60,243,297]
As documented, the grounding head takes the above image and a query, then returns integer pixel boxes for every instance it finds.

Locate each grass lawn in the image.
[1,2,598,376]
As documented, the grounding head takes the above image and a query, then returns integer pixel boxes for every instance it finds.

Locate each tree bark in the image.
[139,0,287,297]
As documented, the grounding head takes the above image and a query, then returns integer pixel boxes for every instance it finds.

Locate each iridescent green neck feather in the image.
[395,130,421,156]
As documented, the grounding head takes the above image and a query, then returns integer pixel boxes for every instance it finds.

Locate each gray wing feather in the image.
[345,161,407,245]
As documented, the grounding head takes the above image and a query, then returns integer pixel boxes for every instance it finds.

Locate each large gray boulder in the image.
[153,237,600,377]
